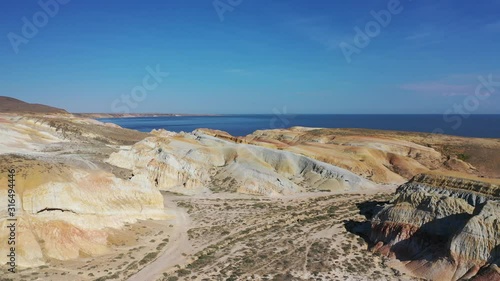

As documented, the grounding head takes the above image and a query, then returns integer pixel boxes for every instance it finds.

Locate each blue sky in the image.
[1,0,499,114]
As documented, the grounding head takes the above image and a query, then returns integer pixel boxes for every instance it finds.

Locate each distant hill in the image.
[0,96,69,114]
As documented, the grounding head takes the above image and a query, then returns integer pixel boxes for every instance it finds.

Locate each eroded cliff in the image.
[370,174,500,281]
[0,115,165,267]
[107,129,378,196]
[199,127,500,184]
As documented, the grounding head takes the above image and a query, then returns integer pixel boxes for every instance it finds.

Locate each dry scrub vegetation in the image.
[160,192,419,281]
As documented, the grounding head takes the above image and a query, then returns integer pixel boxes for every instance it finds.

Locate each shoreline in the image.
[74,113,220,119]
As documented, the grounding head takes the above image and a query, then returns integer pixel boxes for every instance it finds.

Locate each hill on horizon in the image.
[0,96,68,114]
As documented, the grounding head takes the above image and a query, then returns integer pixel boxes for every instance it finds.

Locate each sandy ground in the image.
[127,196,193,281]
[149,189,420,281]
[1,188,423,281]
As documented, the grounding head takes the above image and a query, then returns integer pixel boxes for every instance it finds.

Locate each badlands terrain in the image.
[0,102,499,280]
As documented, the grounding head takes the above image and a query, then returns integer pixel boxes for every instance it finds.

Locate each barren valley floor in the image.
[3,190,420,281]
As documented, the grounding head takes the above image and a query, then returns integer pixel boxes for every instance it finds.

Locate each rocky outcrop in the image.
[108,129,377,196]
[0,115,165,267]
[397,174,500,206]
[370,174,500,281]
[199,127,498,185]
[0,168,165,266]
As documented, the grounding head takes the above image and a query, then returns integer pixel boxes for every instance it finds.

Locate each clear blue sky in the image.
[1,0,499,114]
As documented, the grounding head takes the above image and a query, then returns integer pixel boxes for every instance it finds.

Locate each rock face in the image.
[107,129,377,196]
[0,115,165,267]
[370,174,500,281]
[397,174,500,206]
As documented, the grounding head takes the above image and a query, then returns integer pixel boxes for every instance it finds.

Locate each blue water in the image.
[99,114,500,138]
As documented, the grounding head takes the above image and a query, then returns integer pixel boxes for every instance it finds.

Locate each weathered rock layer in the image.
[370,174,500,281]
[199,127,500,184]
[0,115,165,267]
[107,129,377,196]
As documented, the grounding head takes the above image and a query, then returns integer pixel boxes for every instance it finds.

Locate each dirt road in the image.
[127,195,193,281]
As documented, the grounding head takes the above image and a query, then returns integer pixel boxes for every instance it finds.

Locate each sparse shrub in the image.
[177,269,191,277]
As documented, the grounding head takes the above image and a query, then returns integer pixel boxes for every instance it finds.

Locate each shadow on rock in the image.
[356,200,389,220]
[344,200,389,247]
